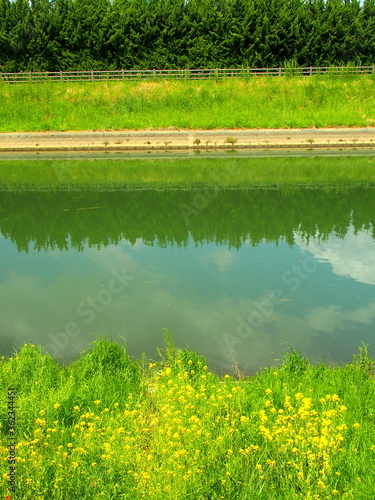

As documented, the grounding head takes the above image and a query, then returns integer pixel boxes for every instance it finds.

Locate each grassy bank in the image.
[1,338,375,499]
[1,156,375,190]
[1,76,375,132]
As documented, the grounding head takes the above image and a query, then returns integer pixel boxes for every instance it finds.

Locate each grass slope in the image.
[1,76,375,132]
[1,338,375,499]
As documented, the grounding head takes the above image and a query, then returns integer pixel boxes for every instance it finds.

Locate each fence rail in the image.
[0,66,375,83]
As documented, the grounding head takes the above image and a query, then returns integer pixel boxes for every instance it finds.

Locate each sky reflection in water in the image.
[0,168,374,375]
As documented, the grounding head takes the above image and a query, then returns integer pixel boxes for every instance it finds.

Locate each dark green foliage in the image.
[0,183,374,252]
[0,0,374,71]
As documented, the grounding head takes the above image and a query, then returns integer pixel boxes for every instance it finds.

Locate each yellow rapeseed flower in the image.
[301,397,312,409]
[318,480,327,489]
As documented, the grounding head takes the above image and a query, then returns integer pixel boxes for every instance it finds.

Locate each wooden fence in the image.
[0,66,374,83]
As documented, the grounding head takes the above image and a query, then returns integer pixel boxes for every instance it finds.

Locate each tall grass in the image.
[0,76,375,131]
[1,338,375,499]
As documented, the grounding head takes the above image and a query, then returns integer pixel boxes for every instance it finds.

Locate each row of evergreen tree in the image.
[0,0,374,72]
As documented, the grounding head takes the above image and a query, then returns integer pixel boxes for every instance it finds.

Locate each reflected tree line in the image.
[0,186,374,252]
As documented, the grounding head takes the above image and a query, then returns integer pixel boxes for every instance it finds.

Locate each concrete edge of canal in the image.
[1,128,375,153]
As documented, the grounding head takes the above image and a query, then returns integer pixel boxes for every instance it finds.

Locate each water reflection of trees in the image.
[0,187,374,252]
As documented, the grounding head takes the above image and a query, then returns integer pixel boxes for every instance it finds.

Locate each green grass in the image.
[1,337,375,499]
[0,76,375,131]
[1,156,375,190]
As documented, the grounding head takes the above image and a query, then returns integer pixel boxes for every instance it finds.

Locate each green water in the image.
[0,157,374,374]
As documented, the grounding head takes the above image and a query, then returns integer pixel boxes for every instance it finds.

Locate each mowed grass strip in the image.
[1,76,375,132]
[0,338,375,499]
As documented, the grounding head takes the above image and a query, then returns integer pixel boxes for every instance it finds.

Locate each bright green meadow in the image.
[1,338,375,499]
[1,76,375,131]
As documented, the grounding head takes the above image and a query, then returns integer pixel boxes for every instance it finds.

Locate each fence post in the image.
[2,65,371,84]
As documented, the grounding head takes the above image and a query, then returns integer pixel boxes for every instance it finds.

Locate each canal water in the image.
[0,156,374,375]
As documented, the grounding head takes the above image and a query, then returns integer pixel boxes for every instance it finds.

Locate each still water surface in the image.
[0,158,374,374]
